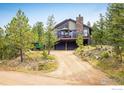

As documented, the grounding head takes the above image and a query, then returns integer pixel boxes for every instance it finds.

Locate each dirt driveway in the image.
[0,71,72,85]
[0,51,116,85]
[46,51,116,85]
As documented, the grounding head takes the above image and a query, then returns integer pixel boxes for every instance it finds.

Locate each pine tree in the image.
[44,15,57,55]
[92,14,106,48]
[5,10,34,62]
[32,22,44,42]
[32,22,45,50]
[0,27,4,48]
[0,27,4,59]
[76,33,84,49]
[105,4,124,62]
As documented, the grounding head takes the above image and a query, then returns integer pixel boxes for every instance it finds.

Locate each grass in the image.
[16,61,58,73]
[106,70,124,85]
[25,51,43,61]
[38,62,58,72]
[75,45,124,85]
[0,50,58,73]
[88,57,124,85]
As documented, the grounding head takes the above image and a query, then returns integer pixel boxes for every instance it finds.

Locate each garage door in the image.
[55,41,78,50]
[67,41,77,50]
[55,41,65,50]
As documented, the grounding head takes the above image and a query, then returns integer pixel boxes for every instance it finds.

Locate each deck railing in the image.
[57,31,77,39]
[57,31,90,40]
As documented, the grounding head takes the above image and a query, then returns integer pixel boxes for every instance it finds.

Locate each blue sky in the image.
[0,3,108,28]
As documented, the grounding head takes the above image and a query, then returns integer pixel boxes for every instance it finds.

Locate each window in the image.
[65,32,69,36]
[83,29,89,36]
[61,31,64,35]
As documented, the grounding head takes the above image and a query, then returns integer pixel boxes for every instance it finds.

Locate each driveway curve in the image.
[46,51,116,85]
[0,51,116,85]
[0,71,73,85]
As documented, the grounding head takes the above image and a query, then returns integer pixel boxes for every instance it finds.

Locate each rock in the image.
[95,56,100,59]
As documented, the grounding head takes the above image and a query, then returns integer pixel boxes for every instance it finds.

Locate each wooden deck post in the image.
[65,41,67,50]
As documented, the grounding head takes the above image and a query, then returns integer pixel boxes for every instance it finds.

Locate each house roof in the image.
[54,18,91,29]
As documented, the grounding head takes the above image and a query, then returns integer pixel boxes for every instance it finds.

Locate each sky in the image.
[0,3,108,28]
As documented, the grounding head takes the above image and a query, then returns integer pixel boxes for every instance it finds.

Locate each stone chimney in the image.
[76,14,83,33]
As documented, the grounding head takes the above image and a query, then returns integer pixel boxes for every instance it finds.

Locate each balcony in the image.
[56,30,90,41]
[57,30,77,39]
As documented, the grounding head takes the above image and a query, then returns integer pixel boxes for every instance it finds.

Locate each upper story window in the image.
[61,31,64,35]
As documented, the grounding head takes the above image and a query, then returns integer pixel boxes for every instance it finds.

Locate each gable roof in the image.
[54,19,75,28]
[54,18,91,29]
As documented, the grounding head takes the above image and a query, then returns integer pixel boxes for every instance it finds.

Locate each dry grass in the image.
[75,45,124,85]
[0,51,58,73]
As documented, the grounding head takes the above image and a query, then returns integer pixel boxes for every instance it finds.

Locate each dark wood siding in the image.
[56,22,68,29]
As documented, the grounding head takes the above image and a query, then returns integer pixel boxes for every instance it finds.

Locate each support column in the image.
[88,37,91,45]
[65,41,67,50]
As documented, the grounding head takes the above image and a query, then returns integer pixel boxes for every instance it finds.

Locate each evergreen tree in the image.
[76,32,84,49]
[5,10,34,62]
[92,14,106,47]
[0,27,4,48]
[0,27,4,59]
[32,22,44,42]
[44,15,57,55]
[105,4,124,62]
[32,22,45,49]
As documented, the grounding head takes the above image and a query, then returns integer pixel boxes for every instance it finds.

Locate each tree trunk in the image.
[20,49,23,62]
[119,53,123,63]
[2,49,4,60]
[48,48,51,55]
[100,44,103,48]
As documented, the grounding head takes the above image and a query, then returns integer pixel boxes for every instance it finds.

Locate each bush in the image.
[38,62,58,72]
[42,50,48,59]
[110,71,124,85]
[0,44,19,60]
[75,47,84,56]
[42,50,55,60]
[25,51,42,61]
[100,51,109,58]
[47,55,55,60]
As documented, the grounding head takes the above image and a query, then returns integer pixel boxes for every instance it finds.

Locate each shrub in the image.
[38,62,58,72]
[42,50,48,59]
[75,47,84,56]
[0,44,19,60]
[100,51,109,59]
[110,71,124,85]
[42,50,55,60]
[47,55,55,60]
[25,51,42,61]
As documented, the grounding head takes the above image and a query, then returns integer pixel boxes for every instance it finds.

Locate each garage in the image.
[55,41,65,50]
[54,40,78,50]
[67,41,78,50]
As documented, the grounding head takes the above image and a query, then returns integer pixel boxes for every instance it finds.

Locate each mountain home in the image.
[54,14,92,50]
